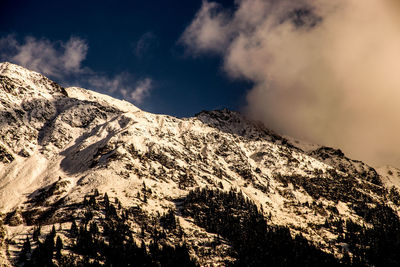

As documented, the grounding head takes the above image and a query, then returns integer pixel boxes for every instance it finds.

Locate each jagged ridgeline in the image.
[2,62,400,266]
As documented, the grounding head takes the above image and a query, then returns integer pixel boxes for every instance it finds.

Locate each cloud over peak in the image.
[0,35,152,105]
[0,35,88,78]
[181,0,400,167]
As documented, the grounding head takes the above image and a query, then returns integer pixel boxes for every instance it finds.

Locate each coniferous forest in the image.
[10,185,400,266]
[17,192,196,267]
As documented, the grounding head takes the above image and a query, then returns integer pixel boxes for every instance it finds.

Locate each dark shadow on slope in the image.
[57,104,135,175]
[0,90,130,174]
[36,97,121,146]
[27,96,130,175]
[59,116,120,175]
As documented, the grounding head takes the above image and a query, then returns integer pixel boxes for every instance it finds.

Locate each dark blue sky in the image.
[0,0,251,117]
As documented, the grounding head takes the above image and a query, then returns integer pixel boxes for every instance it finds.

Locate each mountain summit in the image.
[0,62,400,266]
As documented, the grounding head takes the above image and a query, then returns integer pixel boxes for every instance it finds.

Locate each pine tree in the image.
[23,236,31,254]
[32,225,41,242]
[94,188,99,197]
[89,195,97,209]
[70,220,78,238]
[90,221,99,235]
[18,236,31,263]
[50,225,56,238]
[38,227,56,266]
[83,196,88,206]
[55,236,63,260]
[104,192,110,209]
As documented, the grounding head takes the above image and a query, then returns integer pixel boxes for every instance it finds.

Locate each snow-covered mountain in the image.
[1,62,400,266]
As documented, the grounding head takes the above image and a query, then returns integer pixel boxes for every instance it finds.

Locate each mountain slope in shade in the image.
[0,62,400,266]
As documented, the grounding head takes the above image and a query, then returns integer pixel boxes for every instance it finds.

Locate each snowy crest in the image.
[0,63,400,266]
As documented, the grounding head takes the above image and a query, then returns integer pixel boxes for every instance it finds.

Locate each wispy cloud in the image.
[128,78,152,103]
[0,35,152,105]
[86,73,152,104]
[181,0,400,167]
[134,32,158,58]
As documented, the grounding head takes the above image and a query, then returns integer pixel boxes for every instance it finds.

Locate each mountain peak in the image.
[0,61,42,80]
[0,61,67,97]
[196,108,288,144]
[0,61,23,71]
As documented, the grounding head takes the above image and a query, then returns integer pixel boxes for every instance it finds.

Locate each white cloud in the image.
[0,35,153,105]
[179,0,231,55]
[0,35,88,78]
[182,0,400,167]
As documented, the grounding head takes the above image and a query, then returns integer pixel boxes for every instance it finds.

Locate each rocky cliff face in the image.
[0,62,400,266]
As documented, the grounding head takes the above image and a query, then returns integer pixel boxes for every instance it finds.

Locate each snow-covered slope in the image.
[0,62,399,266]
[377,165,400,189]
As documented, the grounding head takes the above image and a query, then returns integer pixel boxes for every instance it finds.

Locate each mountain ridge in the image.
[1,62,400,266]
